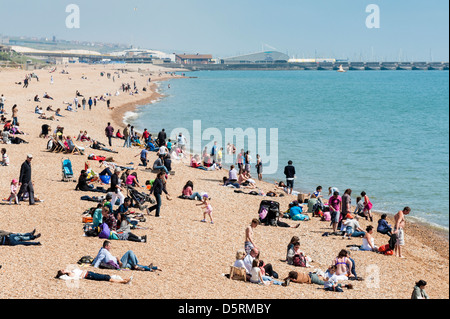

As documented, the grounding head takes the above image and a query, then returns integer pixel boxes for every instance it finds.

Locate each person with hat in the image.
[197,193,213,224]
[109,167,124,208]
[342,214,365,239]
[17,154,37,205]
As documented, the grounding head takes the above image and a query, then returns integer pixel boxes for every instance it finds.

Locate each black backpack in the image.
[388,233,398,250]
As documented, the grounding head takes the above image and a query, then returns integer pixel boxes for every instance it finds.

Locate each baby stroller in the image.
[258,200,280,226]
[62,158,74,182]
[126,186,155,210]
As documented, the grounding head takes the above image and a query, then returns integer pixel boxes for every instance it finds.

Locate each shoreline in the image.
[120,76,450,240]
[115,74,449,262]
[0,63,447,299]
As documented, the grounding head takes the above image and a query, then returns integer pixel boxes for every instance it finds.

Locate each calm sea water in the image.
[127,70,449,230]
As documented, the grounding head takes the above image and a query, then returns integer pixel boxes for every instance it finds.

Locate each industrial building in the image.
[175,54,212,64]
[221,51,290,64]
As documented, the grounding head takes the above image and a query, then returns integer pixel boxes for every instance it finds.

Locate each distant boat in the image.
[337,64,346,72]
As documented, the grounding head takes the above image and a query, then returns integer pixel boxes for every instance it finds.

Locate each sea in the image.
[125,70,449,231]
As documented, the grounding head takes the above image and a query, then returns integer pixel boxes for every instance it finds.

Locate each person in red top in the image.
[142,129,150,143]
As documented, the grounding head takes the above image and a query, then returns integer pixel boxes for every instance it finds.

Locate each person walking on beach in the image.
[394,206,411,258]
[245,219,259,255]
[361,191,374,222]
[110,168,125,208]
[82,97,86,111]
[177,132,187,153]
[105,122,114,147]
[17,154,37,205]
[147,171,171,217]
[283,160,296,195]
[88,97,93,110]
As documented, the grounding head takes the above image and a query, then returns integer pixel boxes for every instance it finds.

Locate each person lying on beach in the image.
[0,229,41,246]
[43,92,54,100]
[38,113,55,121]
[91,140,118,153]
[273,181,300,196]
[55,268,132,284]
[92,240,159,272]
[284,270,326,286]
[323,265,353,292]
[55,108,64,117]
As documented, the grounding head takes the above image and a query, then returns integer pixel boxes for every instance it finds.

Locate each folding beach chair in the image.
[62,158,74,182]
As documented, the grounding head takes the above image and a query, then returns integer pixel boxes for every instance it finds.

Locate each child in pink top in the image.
[197,194,214,224]
[9,179,19,205]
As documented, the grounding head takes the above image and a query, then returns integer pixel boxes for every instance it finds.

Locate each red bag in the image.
[378,244,389,253]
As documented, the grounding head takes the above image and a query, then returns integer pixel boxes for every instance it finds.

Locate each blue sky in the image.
[0,0,448,61]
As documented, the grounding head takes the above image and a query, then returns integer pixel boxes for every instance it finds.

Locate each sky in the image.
[0,0,448,61]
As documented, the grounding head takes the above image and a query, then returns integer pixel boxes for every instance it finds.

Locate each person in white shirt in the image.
[1,148,9,166]
[55,267,131,284]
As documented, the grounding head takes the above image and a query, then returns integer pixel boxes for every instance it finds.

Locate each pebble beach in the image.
[0,63,448,299]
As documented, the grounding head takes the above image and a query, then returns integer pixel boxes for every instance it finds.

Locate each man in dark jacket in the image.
[17,154,36,205]
[109,167,124,208]
[284,160,296,195]
[105,122,114,147]
[148,171,171,217]
[157,129,166,147]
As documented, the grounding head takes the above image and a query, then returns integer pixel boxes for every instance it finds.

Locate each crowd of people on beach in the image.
[0,67,429,298]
